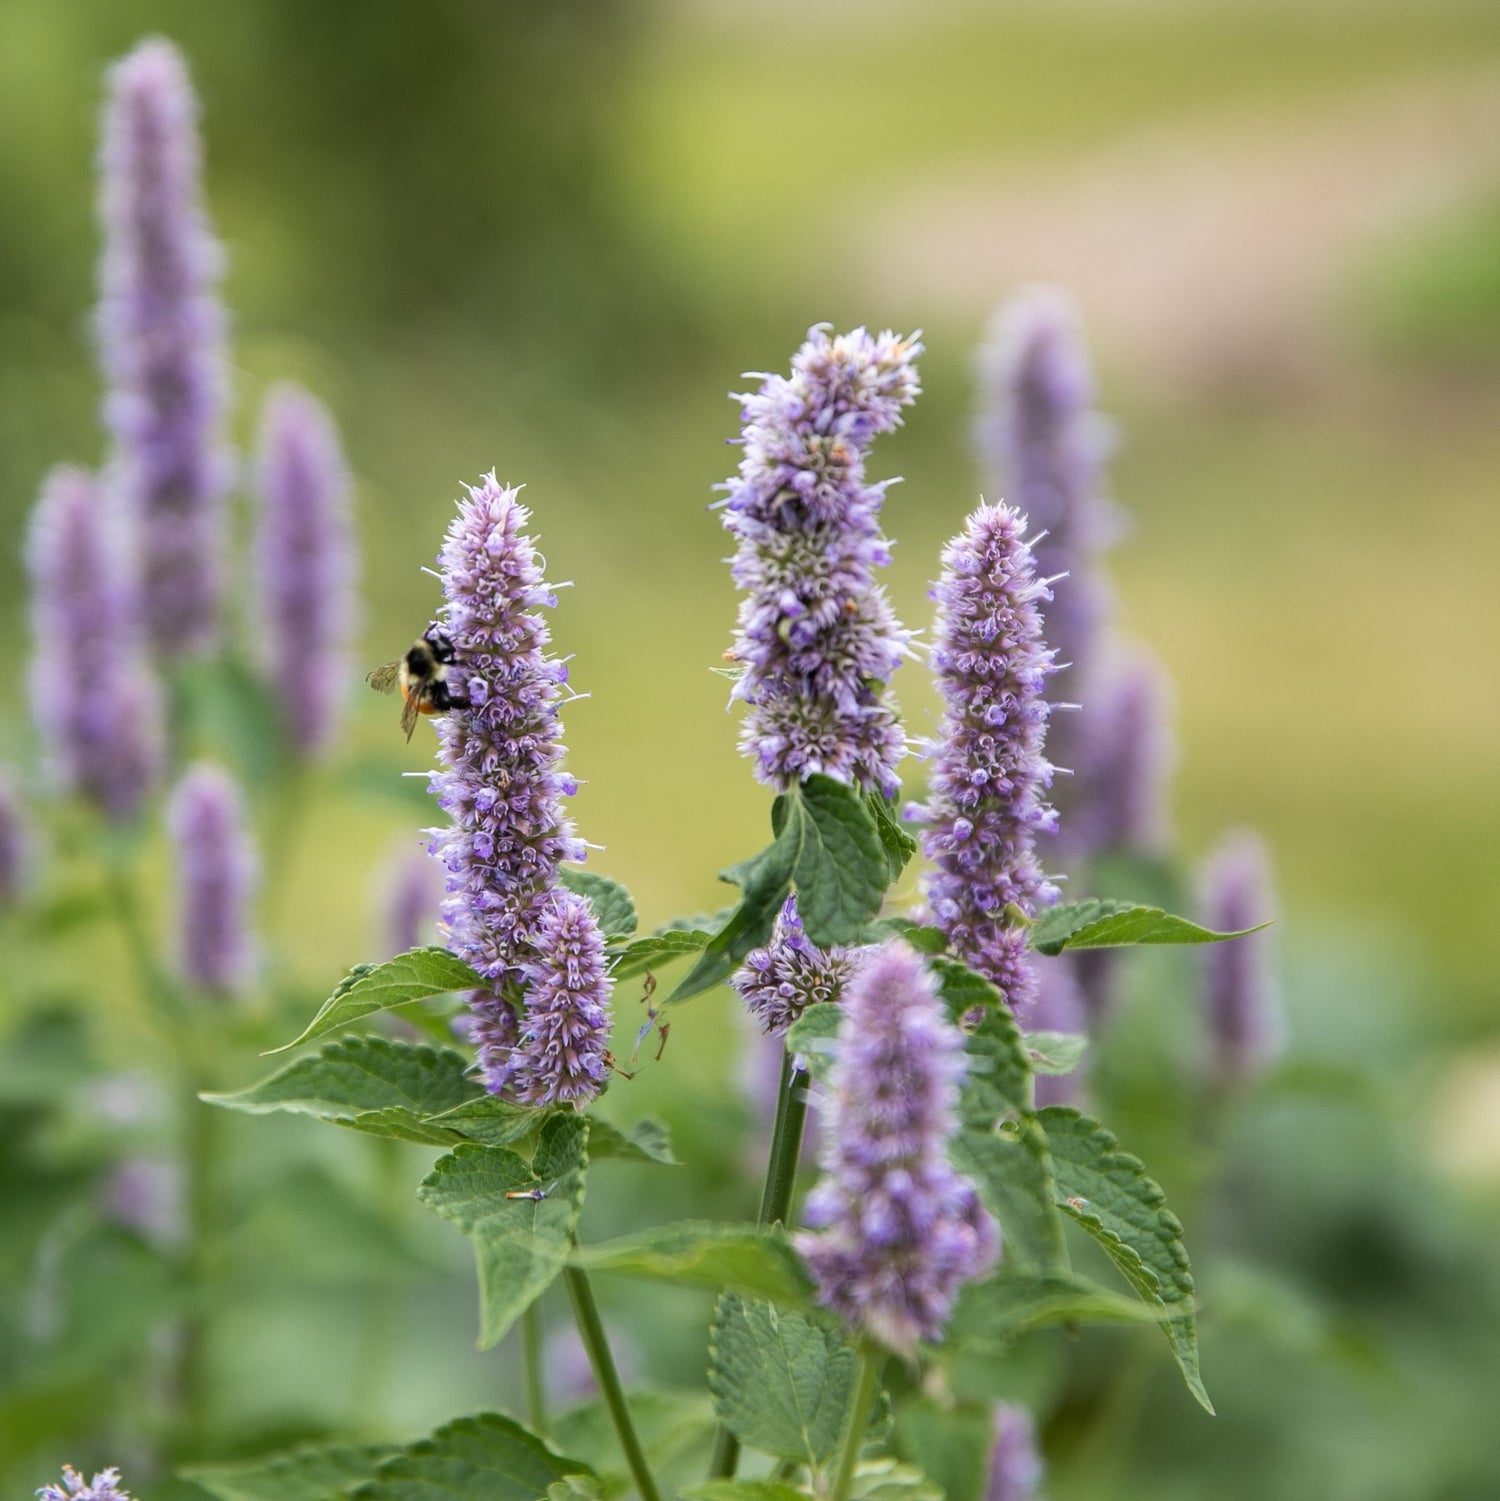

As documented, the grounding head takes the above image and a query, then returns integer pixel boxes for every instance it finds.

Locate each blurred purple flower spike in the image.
[254,383,358,758]
[98,37,230,658]
[986,1403,1045,1501]
[721,325,920,795]
[0,772,33,908]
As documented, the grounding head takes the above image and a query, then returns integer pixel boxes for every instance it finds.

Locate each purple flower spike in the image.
[722,325,921,795]
[0,772,33,908]
[254,383,357,758]
[380,842,445,958]
[986,1404,1044,1501]
[168,762,257,995]
[38,1469,133,1501]
[428,475,585,979]
[27,466,163,822]
[733,895,856,1036]
[910,503,1059,1013]
[1199,832,1283,1086]
[977,288,1114,788]
[509,889,613,1108]
[98,38,230,658]
[463,987,523,1096]
[797,939,997,1354]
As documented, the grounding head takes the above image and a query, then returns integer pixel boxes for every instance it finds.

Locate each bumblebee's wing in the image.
[367,660,401,694]
[400,690,422,741]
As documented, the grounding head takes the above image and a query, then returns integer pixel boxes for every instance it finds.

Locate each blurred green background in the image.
[2,0,1499,1497]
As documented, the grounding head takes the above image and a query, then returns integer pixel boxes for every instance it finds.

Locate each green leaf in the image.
[708,1292,858,1468]
[574,1222,815,1306]
[789,775,887,948]
[944,1269,1162,1349]
[895,1400,994,1501]
[425,1095,538,1148]
[418,1113,587,1348]
[352,1413,593,1501]
[559,868,638,938]
[1038,1107,1213,1413]
[784,1003,843,1084]
[184,1444,398,1501]
[587,1116,679,1165]
[609,930,712,981]
[203,1037,484,1145]
[269,948,484,1054]
[865,788,917,885]
[951,1126,1066,1274]
[1026,1031,1088,1077]
[1028,899,1266,956]
[683,1485,806,1501]
[862,917,948,953]
[551,1389,715,1496]
[934,959,1033,1123]
[849,1459,944,1501]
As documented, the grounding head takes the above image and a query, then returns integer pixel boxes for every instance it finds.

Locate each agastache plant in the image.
[733,895,856,1036]
[168,762,257,995]
[721,324,920,795]
[98,38,230,658]
[26,466,163,822]
[911,502,1059,1012]
[254,383,357,758]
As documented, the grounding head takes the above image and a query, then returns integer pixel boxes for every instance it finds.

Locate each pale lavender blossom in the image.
[98,38,230,658]
[910,503,1059,1013]
[797,939,997,1354]
[977,289,1114,796]
[0,772,32,907]
[168,762,257,995]
[987,1404,1045,1501]
[26,466,162,821]
[379,842,445,957]
[427,475,609,1097]
[37,1468,133,1501]
[1199,832,1283,1085]
[104,1156,184,1246]
[721,325,920,794]
[733,895,856,1036]
[254,383,357,757]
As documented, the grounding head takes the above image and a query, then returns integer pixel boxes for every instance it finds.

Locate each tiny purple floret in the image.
[797,939,997,1354]
[733,895,856,1036]
[37,1469,133,1501]
[168,762,257,995]
[721,325,920,795]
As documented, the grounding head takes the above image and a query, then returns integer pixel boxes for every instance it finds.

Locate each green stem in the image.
[831,1348,883,1501]
[564,1266,661,1501]
[710,1046,812,1480]
[523,1299,548,1437]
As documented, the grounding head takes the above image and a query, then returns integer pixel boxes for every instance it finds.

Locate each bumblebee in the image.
[366,624,471,740]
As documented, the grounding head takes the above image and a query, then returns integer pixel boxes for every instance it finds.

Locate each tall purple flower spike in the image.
[797,939,997,1355]
[168,762,258,995]
[977,288,1114,802]
[27,466,162,822]
[1199,831,1283,1086]
[910,502,1059,1014]
[733,895,856,1037]
[254,383,358,758]
[0,772,33,908]
[98,38,230,658]
[721,325,920,795]
[427,474,609,1099]
[37,1468,134,1501]
[986,1404,1045,1501]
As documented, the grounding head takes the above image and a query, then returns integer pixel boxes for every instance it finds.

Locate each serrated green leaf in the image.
[184,1445,397,1501]
[203,1037,484,1145]
[1038,1107,1212,1413]
[269,948,484,1054]
[1025,1031,1088,1077]
[943,1269,1162,1349]
[574,1222,815,1306]
[951,1126,1066,1273]
[934,959,1032,1123]
[895,1400,993,1501]
[709,1292,858,1468]
[864,788,917,886]
[609,930,713,981]
[559,868,638,938]
[790,775,887,948]
[418,1113,587,1348]
[784,1003,843,1083]
[1028,899,1266,956]
[352,1413,593,1501]
[587,1116,679,1165]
